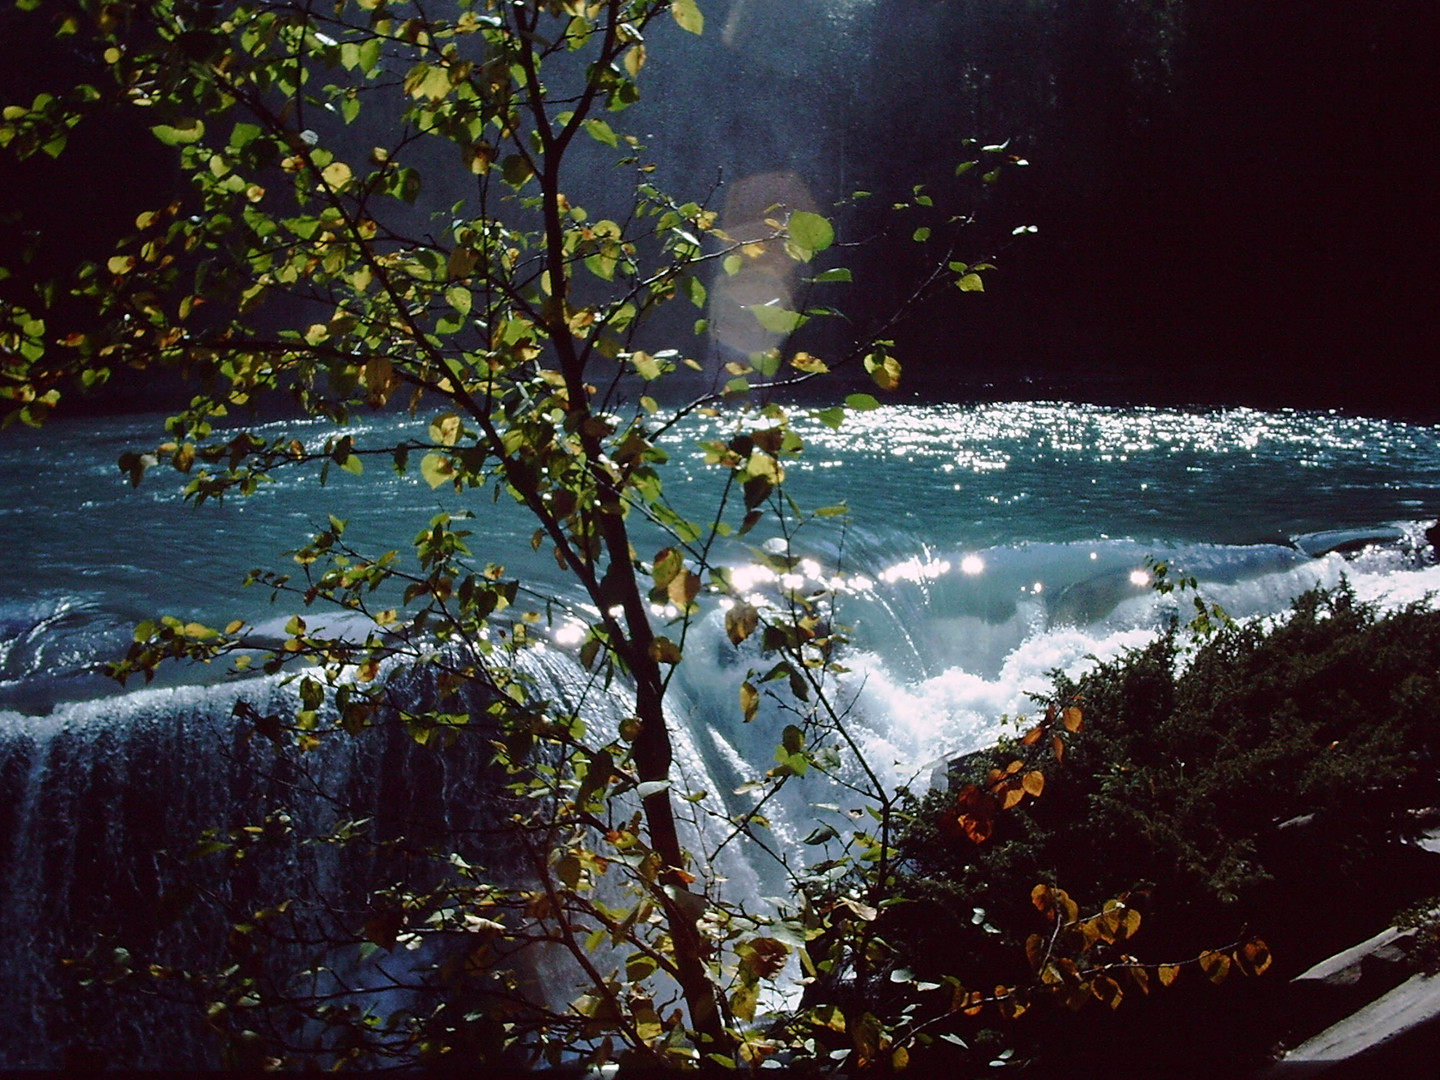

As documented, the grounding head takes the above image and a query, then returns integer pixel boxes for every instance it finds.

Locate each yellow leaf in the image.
[670,0,704,35]
[1001,785,1024,810]
[1199,950,1232,985]
[1119,908,1142,940]
[740,680,759,722]
[1157,963,1180,987]
[1062,705,1083,733]
[429,412,462,446]
[419,452,454,489]
[667,569,700,609]
[1092,974,1124,1009]
[321,161,352,189]
[1022,770,1045,797]
[790,351,829,374]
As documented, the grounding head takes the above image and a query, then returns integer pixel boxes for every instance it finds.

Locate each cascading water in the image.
[6,401,1439,1065]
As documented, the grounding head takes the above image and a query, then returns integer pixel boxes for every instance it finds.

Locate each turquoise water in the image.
[4,401,1439,716]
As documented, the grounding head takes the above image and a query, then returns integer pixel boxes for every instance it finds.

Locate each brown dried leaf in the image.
[725,601,760,646]
[1025,933,1047,973]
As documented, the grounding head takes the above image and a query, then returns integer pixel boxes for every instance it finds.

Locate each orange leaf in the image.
[1031,884,1054,916]
[1052,735,1065,762]
[1021,725,1044,746]
[1022,770,1045,797]
[962,991,984,1017]
[1001,785,1025,810]
[958,813,993,844]
[1005,759,1025,775]
[952,785,997,845]
[1238,939,1273,977]
[1062,705,1083,733]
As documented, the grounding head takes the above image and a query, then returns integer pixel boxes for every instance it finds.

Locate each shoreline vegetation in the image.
[888,580,1440,1074]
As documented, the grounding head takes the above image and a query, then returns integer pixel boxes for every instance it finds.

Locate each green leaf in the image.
[583,118,618,147]
[746,304,808,335]
[956,273,985,293]
[151,118,205,146]
[787,210,834,259]
[811,267,852,283]
[358,37,382,74]
[445,285,472,316]
[845,393,880,412]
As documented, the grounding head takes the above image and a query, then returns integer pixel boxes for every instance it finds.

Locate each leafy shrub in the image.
[890,583,1440,1072]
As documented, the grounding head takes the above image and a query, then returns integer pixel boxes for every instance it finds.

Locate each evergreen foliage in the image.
[895,584,1440,1072]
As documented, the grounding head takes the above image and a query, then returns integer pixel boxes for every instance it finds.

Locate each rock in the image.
[1290,924,1414,990]
[1267,972,1440,1075]
[1262,901,1440,1076]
